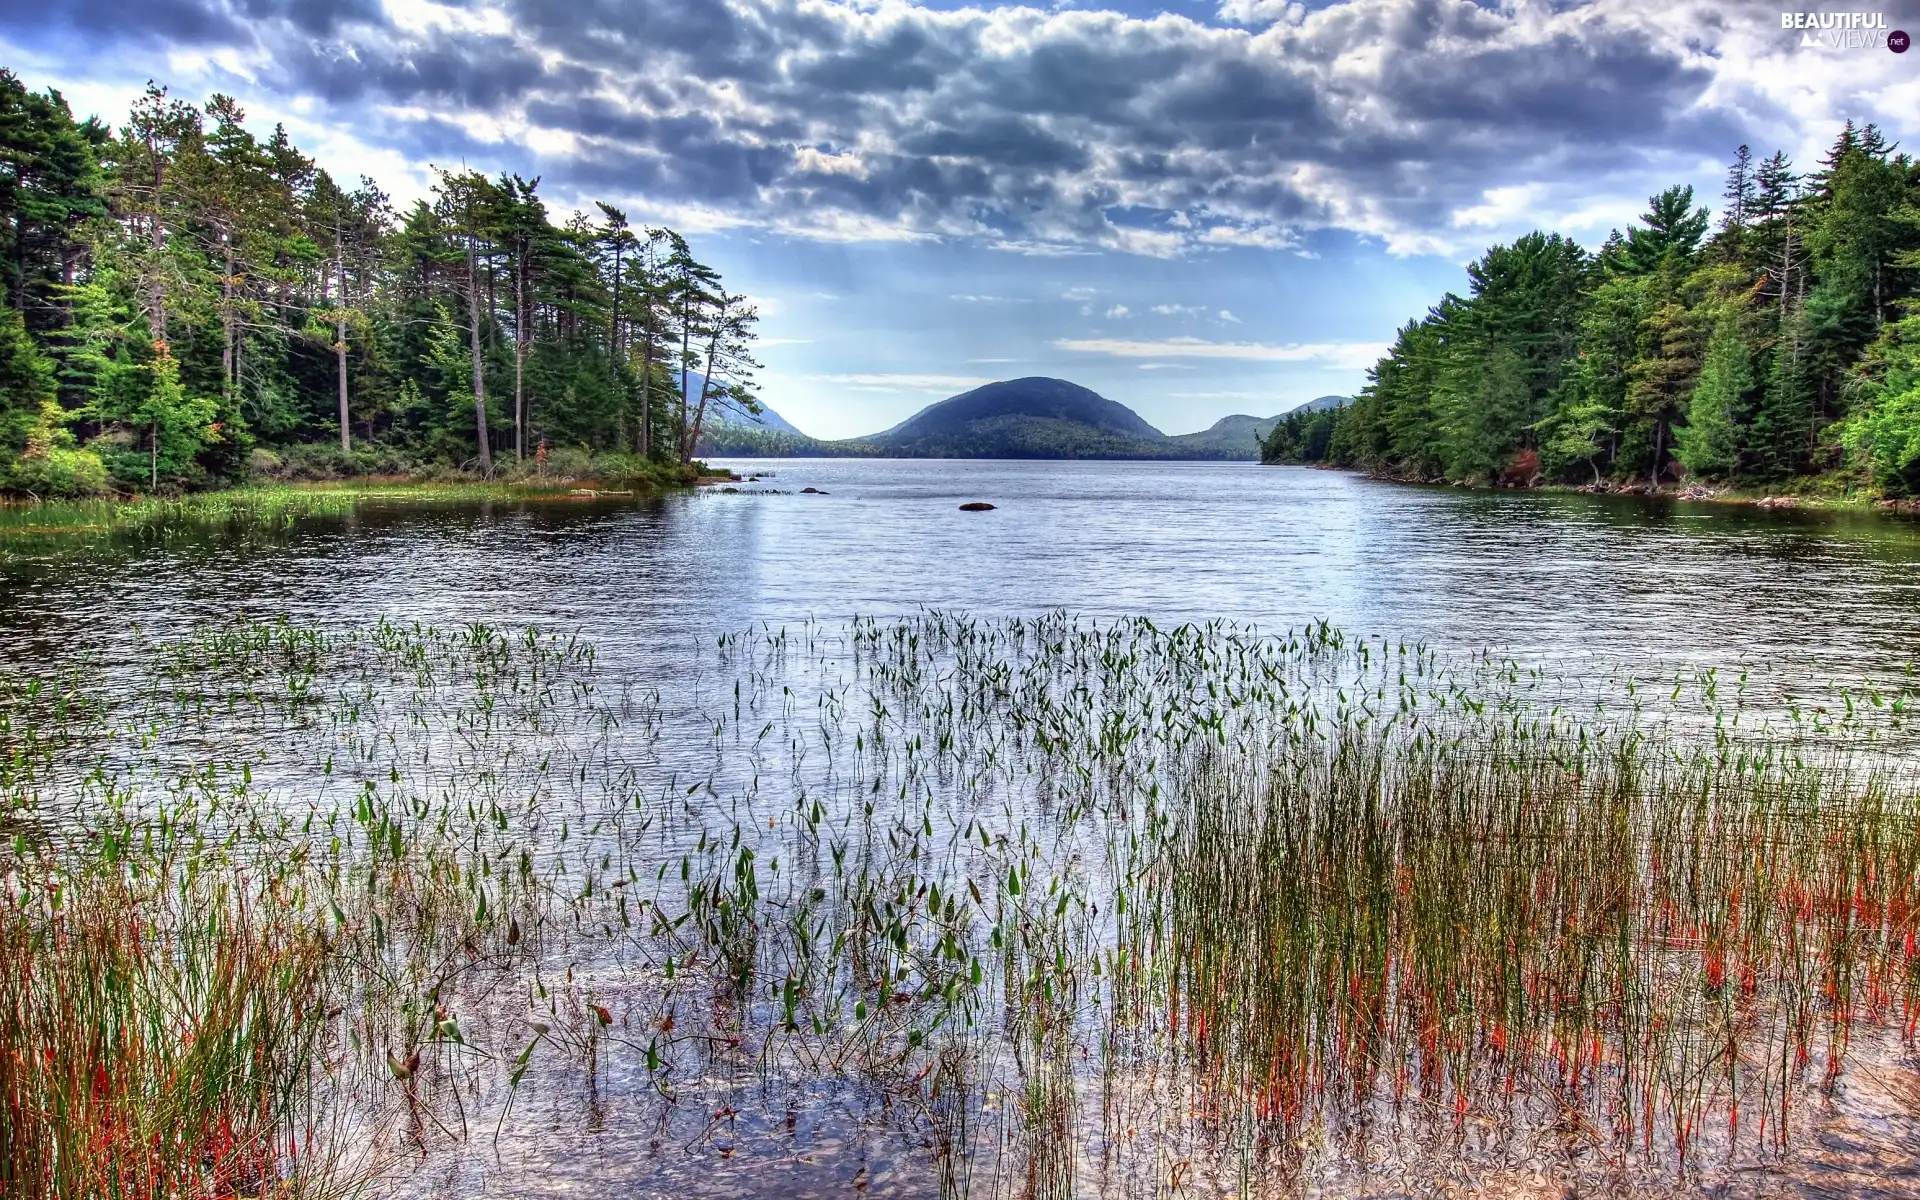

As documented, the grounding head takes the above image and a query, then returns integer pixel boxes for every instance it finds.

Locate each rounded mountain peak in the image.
[877,378,1166,442]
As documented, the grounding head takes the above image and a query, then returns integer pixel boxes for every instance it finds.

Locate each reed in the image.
[3,612,1915,1195]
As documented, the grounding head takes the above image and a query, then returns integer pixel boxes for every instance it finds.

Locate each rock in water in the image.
[801,487,829,494]
[959,502,996,512]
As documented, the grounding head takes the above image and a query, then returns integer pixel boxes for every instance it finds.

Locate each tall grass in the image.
[3,613,1915,1195]
[0,858,329,1198]
[0,473,709,560]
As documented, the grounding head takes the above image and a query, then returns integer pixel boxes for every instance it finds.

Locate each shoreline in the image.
[1269,461,1914,514]
[0,469,736,542]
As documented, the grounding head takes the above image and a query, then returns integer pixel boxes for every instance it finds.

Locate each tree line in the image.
[1262,124,1920,498]
[0,68,760,496]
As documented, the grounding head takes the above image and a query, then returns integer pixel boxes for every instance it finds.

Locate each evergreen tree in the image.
[1674,315,1751,480]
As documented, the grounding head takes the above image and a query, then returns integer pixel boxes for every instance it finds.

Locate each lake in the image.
[4,458,1919,692]
[7,460,1920,1198]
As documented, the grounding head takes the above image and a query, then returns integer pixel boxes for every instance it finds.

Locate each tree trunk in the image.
[638,296,654,459]
[684,323,723,462]
[467,242,491,474]
[609,245,621,377]
[149,420,158,491]
[514,240,526,463]
[222,239,236,402]
[146,211,166,345]
[678,296,694,460]
[336,309,351,454]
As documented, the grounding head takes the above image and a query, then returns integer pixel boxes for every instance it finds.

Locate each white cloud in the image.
[1105,304,1130,318]
[812,373,996,392]
[15,0,1915,260]
[1216,0,1306,28]
[1054,336,1390,368]
[1218,310,1241,324]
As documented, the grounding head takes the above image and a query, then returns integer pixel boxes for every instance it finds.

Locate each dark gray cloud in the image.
[0,0,1891,254]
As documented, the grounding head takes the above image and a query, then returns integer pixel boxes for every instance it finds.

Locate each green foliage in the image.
[0,301,54,445]
[1840,313,1920,495]
[1259,405,1339,464]
[0,302,106,496]
[1673,316,1751,480]
[1270,128,1920,497]
[0,66,759,496]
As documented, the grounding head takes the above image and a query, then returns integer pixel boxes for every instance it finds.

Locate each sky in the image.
[2,0,1917,439]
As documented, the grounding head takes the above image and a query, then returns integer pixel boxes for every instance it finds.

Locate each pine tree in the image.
[1674,316,1750,480]
[1720,145,1754,235]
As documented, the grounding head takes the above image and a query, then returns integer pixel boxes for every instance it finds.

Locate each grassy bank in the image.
[2,617,1916,1195]
[0,461,718,550]
[1282,460,1919,513]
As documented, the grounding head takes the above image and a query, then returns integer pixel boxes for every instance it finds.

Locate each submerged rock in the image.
[800,487,829,495]
[959,501,996,512]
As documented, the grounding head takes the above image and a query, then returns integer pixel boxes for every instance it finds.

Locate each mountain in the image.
[1166,413,1287,460]
[708,394,805,437]
[700,378,1331,461]
[863,377,1170,458]
[1291,394,1350,414]
[686,373,807,437]
[691,377,817,455]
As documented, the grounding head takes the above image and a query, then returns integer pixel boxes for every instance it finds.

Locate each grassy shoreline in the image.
[0,466,731,544]
[1277,461,1919,513]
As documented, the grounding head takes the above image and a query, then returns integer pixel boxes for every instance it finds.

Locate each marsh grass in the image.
[2,613,1916,1196]
[0,859,329,1198]
[0,477,702,561]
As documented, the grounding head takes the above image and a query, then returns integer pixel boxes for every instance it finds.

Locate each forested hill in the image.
[1263,123,1920,498]
[864,377,1173,458]
[696,378,1287,460]
[0,68,763,497]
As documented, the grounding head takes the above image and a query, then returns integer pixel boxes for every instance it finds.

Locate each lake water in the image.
[3,458,1919,693]
[8,459,1920,1197]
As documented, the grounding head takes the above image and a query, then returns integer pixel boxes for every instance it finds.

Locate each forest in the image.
[0,69,759,497]
[1262,124,1920,498]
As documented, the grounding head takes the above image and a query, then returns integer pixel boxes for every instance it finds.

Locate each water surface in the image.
[3,459,1917,692]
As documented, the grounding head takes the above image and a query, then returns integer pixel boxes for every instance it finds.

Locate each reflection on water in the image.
[4,460,1920,691]
[5,462,1920,1198]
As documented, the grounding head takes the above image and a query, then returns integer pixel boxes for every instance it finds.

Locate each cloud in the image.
[1054,336,1391,367]
[1216,0,1305,27]
[951,294,1031,303]
[812,372,996,392]
[3,0,1907,257]
[1105,304,1130,318]
[1218,309,1241,323]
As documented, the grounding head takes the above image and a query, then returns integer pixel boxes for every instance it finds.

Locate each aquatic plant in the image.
[2,613,1915,1196]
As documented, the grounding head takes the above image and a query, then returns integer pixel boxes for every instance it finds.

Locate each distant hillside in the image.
[692,383,816,455]
[1291,394,1350,414]
[701,378,1328,461]
[865,378,1171,458]
[1166,413,1287,461]
[688,376,805,434]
